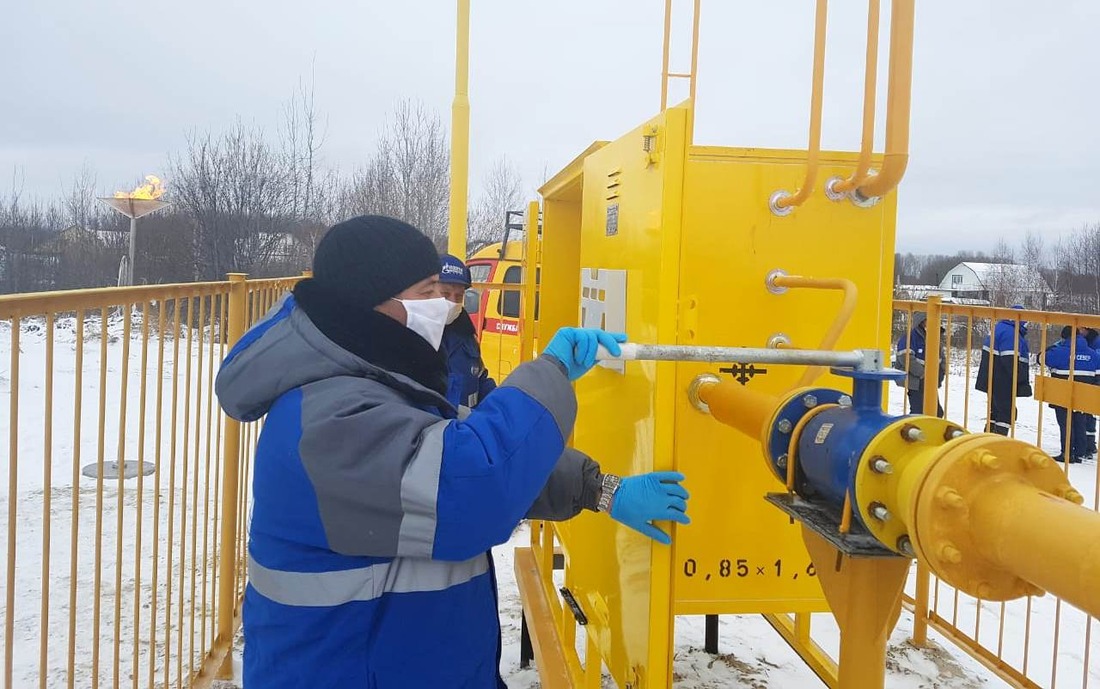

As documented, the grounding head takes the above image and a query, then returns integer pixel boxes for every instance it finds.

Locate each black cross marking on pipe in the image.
[756,566,766,576]
[720,363,768,385]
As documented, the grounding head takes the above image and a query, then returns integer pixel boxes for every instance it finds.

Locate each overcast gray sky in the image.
[2,1,1097,253]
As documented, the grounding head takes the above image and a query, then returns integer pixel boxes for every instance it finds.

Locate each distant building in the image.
[893,283,989,306]
[57,225,126,246]
[938,261,1051,309]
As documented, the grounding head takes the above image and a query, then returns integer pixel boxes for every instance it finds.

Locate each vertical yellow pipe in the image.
[775,0,828,210]
[448,0,472,259]
[216,275,248,679]
[856,0,915,199]
[519,201,539,363]
[832,0,881,194]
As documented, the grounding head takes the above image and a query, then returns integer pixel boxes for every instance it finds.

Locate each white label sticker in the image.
[814,423,834,445]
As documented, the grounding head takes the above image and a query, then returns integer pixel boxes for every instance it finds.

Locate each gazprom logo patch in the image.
[442,264,465,277]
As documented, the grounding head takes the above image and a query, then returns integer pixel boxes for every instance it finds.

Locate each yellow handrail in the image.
[774,0,829,212]
[660,0,701,112]
[831,0,881,195]
[855,0,915,200]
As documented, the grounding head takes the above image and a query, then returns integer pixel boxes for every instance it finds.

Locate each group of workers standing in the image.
[895,307,1099,464]
[216,215,691,688]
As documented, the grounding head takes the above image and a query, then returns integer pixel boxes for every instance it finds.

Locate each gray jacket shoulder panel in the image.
[297,375,448,557]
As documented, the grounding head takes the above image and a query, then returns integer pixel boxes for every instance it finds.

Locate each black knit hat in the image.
[312,215,441,307]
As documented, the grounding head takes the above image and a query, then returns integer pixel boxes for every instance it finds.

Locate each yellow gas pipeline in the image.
[691,373,1100,618]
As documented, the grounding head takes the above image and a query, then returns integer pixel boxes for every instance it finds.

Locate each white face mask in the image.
[392,297,452,350]
[444,300,463,325]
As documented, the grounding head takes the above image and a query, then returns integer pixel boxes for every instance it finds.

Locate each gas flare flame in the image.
[114,174,165,200]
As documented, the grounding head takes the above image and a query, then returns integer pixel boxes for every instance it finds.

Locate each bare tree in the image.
[172,122,296,280]
[468,156,524,255]
[991,238,1016,264]
[341,100,451,249]
[1020,231,1044,271]
[64,162,98,230]
[282,69,327,223]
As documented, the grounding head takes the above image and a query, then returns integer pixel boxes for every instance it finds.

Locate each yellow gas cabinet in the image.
[530,99,896,687]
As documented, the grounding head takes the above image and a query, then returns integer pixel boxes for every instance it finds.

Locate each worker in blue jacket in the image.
[893,311,945,416]
[1044,326,1099,463]
[976,306,1032,435]
[1086,328,1099,455]
[216,215,692,689]
[437,253,497,408]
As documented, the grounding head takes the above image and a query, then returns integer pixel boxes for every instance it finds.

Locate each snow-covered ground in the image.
[1,312,228,688]
[2,317,1097,688]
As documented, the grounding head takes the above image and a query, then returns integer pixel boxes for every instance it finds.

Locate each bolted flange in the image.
[901,425,925,443]
[969,450,1002,470]
[869,502,891,521]
[870,456,893,475]
[777,419,793,434]
[938,542,963,564]
[1060,487,1085,505]
[1025,451,1050,470]
[936,487,967,511]
[803,394,819,409]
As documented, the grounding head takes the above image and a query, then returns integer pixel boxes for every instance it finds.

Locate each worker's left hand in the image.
[609,472,690,545]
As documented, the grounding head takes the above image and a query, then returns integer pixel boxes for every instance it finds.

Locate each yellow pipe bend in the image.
[775,0,829,210]
[832,0,881,195]
[771,275,859,388]
[855,0,915,200]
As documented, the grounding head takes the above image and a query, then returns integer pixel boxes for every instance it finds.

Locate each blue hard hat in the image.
[439,253,472,286]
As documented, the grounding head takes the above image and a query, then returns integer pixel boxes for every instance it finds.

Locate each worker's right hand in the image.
[543,328,627,381]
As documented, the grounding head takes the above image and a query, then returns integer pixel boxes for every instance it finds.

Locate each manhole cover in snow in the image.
[82,461,156,480]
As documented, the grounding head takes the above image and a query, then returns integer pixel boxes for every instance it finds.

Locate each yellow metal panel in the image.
[1034,374,1100,415]
[541,104,691,688]
[671,145,897,613]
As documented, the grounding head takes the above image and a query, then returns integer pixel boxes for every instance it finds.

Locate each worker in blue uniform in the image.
[977,306,1032,435]
[893,311,945,416]
[216,215,692,689]
[437,253,496,409]
[1043,326,1098,463]
[1086,328,1099,456]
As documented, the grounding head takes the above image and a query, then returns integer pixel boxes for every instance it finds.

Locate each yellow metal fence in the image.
[893,298,1100,689]
[0,275,300,689]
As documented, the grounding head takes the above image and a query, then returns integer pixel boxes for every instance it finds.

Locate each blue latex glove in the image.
[543,328,627,381]
[609,471,690,545]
